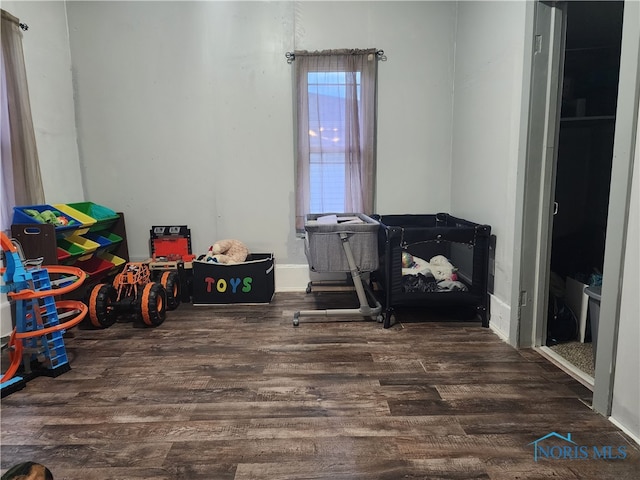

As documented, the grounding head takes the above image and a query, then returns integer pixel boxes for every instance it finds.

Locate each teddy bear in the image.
[203,239,249,264]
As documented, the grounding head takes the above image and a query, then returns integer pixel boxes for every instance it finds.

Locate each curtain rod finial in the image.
[19,22,28,31]
[285,51,295,64]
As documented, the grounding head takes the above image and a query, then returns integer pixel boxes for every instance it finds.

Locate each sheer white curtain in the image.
[294,49,378,232]
[1,9,44,233]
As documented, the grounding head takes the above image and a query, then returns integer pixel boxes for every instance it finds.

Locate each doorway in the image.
[545,1,624,382]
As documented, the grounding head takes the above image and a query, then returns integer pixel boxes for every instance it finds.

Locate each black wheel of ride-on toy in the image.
[139,282,167,327]
[88,283,117,328]
[159,271,181,311]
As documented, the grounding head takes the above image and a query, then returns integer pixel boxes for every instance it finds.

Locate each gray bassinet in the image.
[294,213,382,326]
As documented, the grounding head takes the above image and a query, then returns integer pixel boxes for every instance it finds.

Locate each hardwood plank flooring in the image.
[1,291,638,479]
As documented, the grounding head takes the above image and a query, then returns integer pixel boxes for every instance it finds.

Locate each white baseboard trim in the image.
[608,416,640,446]
[489,294,510,343]
[490,322,510,344]
[274,264,371,292]
[275,264,310,292]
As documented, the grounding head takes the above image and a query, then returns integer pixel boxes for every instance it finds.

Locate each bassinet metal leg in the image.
[293,232,382,326]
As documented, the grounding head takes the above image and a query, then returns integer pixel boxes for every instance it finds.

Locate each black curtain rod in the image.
[285,49,386,64]
[1,9,29,31]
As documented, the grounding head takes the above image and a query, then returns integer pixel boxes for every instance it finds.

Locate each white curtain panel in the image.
[294,49,378,232]
[1,9,45,233]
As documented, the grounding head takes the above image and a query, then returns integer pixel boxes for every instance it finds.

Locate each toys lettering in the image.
[202,276,253,294]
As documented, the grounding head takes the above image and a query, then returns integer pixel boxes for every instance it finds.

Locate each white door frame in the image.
[517,0,639,417]
[514,0,566,350]
[592,0,639,415]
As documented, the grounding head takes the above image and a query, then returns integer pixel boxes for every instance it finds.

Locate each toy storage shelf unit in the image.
[372,213,492,329]
[11,203,129,294]
[293,213,382,326]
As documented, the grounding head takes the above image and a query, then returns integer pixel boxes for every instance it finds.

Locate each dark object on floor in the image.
[1,462,53,480]
[547,293,579,345]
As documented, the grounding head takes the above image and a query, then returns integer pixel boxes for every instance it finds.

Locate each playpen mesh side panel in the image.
[304,213,379,273]
[393,241,485,295]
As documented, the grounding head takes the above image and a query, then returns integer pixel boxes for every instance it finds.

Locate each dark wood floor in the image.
[1,291,638,479]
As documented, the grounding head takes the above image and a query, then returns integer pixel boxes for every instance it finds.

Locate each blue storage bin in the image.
[12,205,82,238]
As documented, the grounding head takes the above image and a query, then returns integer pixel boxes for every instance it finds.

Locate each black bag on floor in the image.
[546,293,578,345]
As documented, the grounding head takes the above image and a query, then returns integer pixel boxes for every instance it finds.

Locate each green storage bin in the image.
[65,202,119,232]
[85,231,123,253]
[65,234,101,262]
[57,239,85,265]
[102,232,123,252]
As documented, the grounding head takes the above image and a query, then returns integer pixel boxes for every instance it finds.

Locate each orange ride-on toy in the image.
[87,262,179,328]
[151,266,182,311]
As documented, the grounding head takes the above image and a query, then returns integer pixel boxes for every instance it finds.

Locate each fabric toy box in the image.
[192,253,275,304]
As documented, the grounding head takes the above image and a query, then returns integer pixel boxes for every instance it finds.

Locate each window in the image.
[293,49,378,232]
[308,71,361,213]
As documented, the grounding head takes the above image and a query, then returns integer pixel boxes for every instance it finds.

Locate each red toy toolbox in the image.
[149,225,194,262]
[149,225,194,303]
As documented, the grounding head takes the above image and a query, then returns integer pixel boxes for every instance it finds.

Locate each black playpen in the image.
[372,213,492,328]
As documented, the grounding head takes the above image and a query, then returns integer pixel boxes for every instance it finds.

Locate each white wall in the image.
[607,0,640,441]
[66,1,293,261]
[65,1,456,266]
[450,0,529,336]
[611,110,640,440]
[294,1,457,216]
[2,1,84,202]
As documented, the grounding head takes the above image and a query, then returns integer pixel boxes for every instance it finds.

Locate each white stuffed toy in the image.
[203,239,249,264]
[427,255,458,282]
[401,253,458,282]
